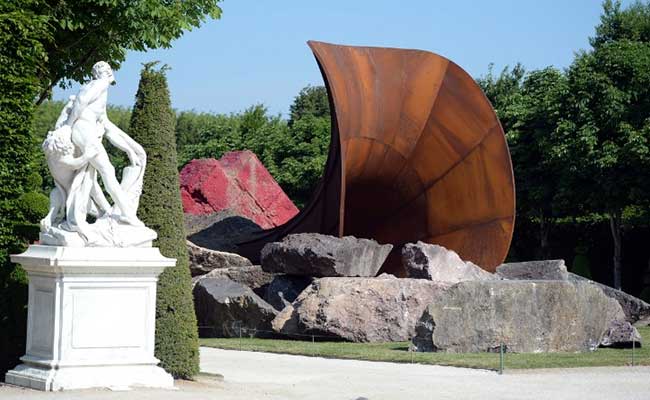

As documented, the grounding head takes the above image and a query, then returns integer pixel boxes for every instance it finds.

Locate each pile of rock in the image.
[189,242,272,337]
[189,232,645,352]
[191,233,394,338]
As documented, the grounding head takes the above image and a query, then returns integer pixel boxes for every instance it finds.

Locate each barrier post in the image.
[499,343,504,375]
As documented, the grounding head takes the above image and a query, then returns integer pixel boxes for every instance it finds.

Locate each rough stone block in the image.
[402,242,496,282]
[187,240,252,276]
[272,275,449,342]
[412,280,625,353]
[261,233,393,277]
[193,277,277,338]
[496,260,569,281]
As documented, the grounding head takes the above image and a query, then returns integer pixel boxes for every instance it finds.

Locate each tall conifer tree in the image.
[129,63,199,378]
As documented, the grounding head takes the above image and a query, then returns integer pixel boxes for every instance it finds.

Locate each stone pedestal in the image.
[5,245,175,391]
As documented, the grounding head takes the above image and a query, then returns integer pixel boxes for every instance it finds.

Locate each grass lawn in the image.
[200,326,650,370]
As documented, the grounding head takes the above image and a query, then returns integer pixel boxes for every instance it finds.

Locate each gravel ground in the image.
[1,347,649,400]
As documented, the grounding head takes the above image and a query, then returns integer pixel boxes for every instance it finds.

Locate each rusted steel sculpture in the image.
[236,41,515,274]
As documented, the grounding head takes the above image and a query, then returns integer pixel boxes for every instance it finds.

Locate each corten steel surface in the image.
[236,41,515,274]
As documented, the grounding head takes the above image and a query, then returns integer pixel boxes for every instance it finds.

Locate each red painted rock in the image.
[180,151,299,229]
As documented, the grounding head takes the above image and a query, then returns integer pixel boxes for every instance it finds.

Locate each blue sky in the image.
[54,0,635,117]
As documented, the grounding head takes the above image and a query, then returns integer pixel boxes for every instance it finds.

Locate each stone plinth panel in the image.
[5,245,175,391]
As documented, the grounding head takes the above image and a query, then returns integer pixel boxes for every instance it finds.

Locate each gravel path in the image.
[1,347,649,400]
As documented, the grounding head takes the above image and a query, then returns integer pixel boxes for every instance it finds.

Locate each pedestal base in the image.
[5,245,176,391]
[6,363,173,391]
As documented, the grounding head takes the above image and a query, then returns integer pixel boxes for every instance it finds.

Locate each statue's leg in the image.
[90,177,111,215]
[66,120,99,231]
[41,186,63,231]
[90,145,144,227]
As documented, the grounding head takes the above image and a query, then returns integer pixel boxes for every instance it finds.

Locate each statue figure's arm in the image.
[59,145,99,170]
[54,96,76,129]
[103,120,144,167]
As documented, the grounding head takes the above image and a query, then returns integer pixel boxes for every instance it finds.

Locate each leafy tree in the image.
[0,1,51,375]
[289,85,330,125]
[591,0,650,48]
[175,110,235,150]
[477,63,526,133]
[129,63,199,378]
[270,114,331,206]
[509,68,570,258]
[556,0,650,288]
[478,64,568,258]
[480,66,578,259]
[176,105,264,168]
[26,0,222,104]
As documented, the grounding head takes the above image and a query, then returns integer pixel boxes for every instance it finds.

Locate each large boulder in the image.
[496,260,569,281]
[402,242,496,282]
[187,240,252,276]
[192,265,275,298]
[495,259,650,324]
[180,151,299,229]
[412,280,625,353]
[194,277,277,338]
[187,212,262,254]
[184,209,260,236]
[272,275,449,342]
[264,275,313,311]
[261,233,393,277]
[600,320,642,348]
[569,273,650,324]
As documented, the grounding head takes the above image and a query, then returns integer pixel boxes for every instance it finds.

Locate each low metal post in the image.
[499,343,504,375]
[239,325,242,351]
[632,339,636,367]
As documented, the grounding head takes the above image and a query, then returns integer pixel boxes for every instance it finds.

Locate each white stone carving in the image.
[40,61,156,248]
[5,245,175,390]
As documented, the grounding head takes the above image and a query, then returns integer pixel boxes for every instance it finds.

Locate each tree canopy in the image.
[478,0,650,288]
[23,0,222,104]
[555,0,650,288]
[289,85,330,125]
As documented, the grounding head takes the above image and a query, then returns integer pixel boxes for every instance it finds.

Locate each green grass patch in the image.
[200,327,650,370]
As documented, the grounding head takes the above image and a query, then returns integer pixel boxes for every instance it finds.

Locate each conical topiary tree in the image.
[129,62,199,378]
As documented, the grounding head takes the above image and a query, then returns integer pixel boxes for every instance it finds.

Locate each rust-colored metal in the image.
[236,41,515,274]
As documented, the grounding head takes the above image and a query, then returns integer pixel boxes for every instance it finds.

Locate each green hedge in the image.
[0,4,51,375]
[129,63,199,378]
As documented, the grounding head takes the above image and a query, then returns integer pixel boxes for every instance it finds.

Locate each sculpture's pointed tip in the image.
[307,40,334,49]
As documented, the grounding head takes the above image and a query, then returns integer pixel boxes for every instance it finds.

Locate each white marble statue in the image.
[40,61,156,247]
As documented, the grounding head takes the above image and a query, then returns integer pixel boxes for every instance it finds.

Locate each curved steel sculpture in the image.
[236,41,515,274]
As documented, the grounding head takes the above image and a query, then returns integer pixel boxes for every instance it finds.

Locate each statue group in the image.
[40,61,156,247]
[5,62,174,391]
